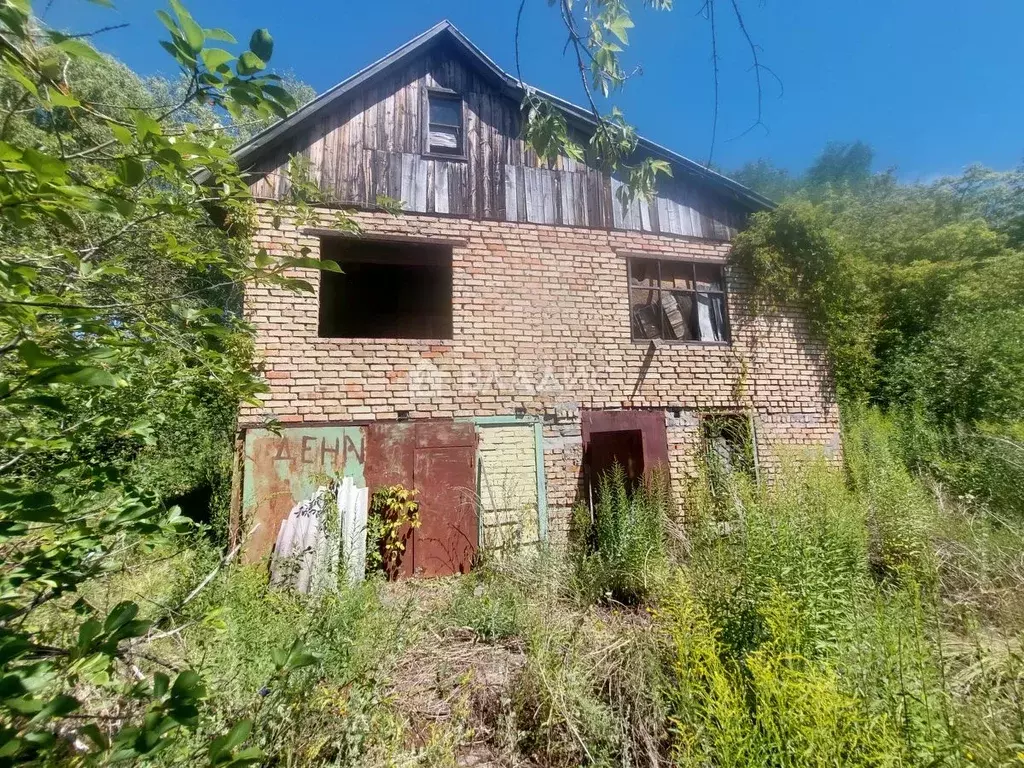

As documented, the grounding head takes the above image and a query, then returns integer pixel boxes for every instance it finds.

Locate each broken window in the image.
[426,90,463,156]
[628,258,730,343]
[701,413,756,479]
[318,238,453,339]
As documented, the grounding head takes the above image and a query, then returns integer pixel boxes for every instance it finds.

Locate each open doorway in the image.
[587,429,645,492]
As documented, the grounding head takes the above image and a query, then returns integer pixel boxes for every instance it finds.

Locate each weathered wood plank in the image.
[435,161,450,214]
[504,163,518,221]
[244,41,749,240]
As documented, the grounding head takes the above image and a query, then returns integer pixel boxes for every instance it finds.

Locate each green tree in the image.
[0,1,332,761]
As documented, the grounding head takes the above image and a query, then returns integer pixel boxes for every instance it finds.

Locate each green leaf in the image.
[153,672,170,698]
[248,29,273,62]
[178,14,205,54]
[236,51,265,76]
[270,647,287,670]
[116,157,145,187]
[208,720,252,764]
[0,141,22,161]
[201,48,234,72]
[262,84,296,112]
[155,9,177,34]
[134,111,162,141]
[34,694,80,722]
[17,340,57,369]
[22,148,66,179]
[48,34,104,63]
[1,60,37,96]
[78,723,109,750]
[205,27,238,44]
[46,89,80,109]
[605,13,634,45]
[108,122,133,145]
[103,601,139,634]
[225,746,264,766]
[170,669,203,699]
[37,365,118,387]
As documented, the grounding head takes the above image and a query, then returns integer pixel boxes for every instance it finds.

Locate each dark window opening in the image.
[629,258,730,343]
[426,91,463,156]
[701,413,755,479]
[318,238,453,339]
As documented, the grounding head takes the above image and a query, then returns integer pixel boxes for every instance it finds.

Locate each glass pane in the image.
[428,126,460,152]
[661,261,694,290]
[696,292,727,341]
[695,263,723,291]
[630,287,662,339]
[664,291,697,340]
[629,258,659,288]
[429,95,461,126]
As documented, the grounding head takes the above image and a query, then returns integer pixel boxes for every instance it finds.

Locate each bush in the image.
[569,465,670,605]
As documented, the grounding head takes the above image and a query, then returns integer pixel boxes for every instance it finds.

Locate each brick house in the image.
[232,22,840,575]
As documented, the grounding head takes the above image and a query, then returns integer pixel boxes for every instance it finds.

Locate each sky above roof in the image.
[44,0,1024,181]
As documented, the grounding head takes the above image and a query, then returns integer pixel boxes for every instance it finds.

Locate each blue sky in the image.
[44,0,1024,180]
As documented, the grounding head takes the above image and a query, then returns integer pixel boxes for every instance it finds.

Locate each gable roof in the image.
[232,20,773,211]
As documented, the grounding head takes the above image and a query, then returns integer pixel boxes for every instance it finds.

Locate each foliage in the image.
[367,485,420,579]
[0,0,346,762]
[569,465,669,605]
[523,0,675,208]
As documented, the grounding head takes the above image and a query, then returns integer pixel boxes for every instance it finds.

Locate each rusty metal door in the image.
[364,420,478,578]
[581,410,670,499]
[413,422,478,576]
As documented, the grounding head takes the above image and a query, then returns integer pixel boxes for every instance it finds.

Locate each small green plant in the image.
[367,485,421,579]
[447,573,525,642]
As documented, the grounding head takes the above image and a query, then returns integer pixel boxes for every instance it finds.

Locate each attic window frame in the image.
[423,87,466,160]
[627,257,732,345]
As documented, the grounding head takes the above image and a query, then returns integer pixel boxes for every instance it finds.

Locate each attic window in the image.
[318,238,453,340]
[426,90,463,156]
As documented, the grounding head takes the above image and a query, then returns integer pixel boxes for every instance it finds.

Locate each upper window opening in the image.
[628,258,729,343]
[318,239,453,340]
[426,91,463,156]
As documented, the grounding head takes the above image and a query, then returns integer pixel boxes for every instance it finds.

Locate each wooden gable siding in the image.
[246,44,747,240]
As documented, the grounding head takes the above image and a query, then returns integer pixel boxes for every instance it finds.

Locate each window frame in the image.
[627,257,732,345]
[423,87,466,160]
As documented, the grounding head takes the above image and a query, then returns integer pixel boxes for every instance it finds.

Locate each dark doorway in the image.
[588,429,645,490]
[581,409,671,508]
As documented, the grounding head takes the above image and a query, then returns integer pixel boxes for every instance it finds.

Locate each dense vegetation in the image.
[1,0,1023,764]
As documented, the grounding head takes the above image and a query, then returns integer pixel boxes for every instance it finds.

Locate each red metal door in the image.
[363,420,478,578]
[412,422,478,577]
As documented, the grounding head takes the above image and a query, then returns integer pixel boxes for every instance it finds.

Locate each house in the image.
[231,21,840,575]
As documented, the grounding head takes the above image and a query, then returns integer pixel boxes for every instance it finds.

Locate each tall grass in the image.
[660,410,1024,767]
[68,410,1024,766]
[569,464,671,605]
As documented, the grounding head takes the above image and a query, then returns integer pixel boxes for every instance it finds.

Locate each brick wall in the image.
[243,203,841,532]
[477,423,539,548]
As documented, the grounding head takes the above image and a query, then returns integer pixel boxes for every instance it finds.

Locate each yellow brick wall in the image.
[477,424,539,549]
